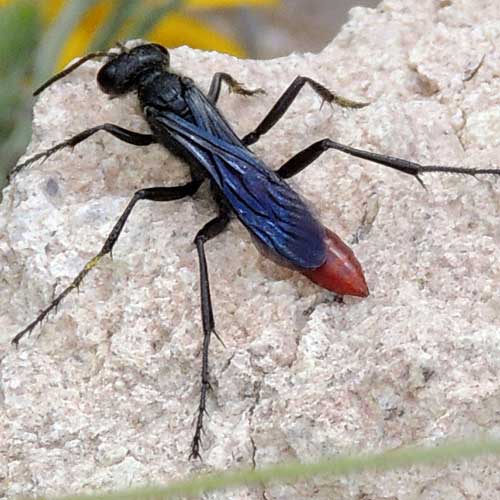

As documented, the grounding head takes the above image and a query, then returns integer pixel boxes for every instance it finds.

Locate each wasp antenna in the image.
[33,50,111,97]
[114,40,129,53]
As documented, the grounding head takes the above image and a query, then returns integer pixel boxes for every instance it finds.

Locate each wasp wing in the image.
[147,98,327,270]
[185,83,243,146]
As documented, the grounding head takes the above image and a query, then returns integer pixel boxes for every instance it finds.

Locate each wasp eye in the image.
[97,55,133,95]
[97,64,117,94]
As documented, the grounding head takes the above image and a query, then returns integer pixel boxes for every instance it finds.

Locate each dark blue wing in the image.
[185,84,243,146]
[146,92,327,270]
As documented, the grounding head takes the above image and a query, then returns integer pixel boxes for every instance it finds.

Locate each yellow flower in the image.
[32,0,278,69]
[41,2,114,69]
[185,0,278,6]
[148,13,245,57]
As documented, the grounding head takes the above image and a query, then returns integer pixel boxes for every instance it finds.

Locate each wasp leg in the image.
[190,210,230,460]
[12,181,203,346]
[276,138,500,187]
[10,124,155,179]
[207,72,265,104]
[242,76,369,146]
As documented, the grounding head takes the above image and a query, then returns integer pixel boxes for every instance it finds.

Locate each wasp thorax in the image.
[97,44,170,95]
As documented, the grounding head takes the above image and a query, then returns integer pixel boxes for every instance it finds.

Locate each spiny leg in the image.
[190,211,231,460]
[207,72,265,104]
[10,124,154,179]
[242,75,369,146]
[12,181,203,346]
[276,138,500,185]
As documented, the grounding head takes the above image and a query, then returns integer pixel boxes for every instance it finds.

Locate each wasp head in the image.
[97,43,170,95]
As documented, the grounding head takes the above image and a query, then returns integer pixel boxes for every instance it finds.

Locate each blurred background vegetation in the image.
[0,0,378,191]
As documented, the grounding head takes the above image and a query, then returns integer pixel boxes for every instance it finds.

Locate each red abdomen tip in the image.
[302,227,369,297]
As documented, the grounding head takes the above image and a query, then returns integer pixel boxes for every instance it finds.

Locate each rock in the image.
[1,1,500,498]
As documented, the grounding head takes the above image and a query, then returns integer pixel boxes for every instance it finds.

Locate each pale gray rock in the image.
[2,0,500,498]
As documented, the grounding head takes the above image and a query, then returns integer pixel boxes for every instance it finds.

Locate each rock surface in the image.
[1,0,500,498]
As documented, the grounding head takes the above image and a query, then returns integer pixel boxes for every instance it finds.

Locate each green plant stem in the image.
[50,438,500,500]
[125,0,185,39]
[33,0,100,88]
[89,0,141,51]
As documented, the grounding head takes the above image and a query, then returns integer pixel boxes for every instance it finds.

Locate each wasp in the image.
[10,43,500,458]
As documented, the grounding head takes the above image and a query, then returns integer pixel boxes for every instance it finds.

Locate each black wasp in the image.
[10,43,500,458]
